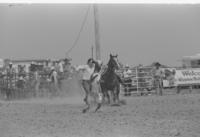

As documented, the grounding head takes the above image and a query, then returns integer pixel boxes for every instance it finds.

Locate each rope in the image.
[66,5,91,55]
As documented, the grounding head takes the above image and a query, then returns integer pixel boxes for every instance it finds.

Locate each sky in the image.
[0,4,200,66]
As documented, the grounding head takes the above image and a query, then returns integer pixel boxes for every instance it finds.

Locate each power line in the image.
[66,5,91,56]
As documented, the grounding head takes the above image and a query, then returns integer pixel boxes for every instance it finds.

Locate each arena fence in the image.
[0,71,72,100]
[3,66,195,100]
[118,66,200,96]
[117,66,155,96]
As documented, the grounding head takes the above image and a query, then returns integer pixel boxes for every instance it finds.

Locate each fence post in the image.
[136,67,139,95]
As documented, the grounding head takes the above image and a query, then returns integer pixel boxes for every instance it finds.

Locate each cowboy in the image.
[123,64,132,96]
[5,62,15,99]
[58,60,64,73]
[48,66,60,95]
[76,58,95,103]
[54,62,60,73]
[6,62,15,76]
[152,62,164,95]
[49,66,58,85]
[33,66,40,96]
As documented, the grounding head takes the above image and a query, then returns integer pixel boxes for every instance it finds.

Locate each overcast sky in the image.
[0,4,200,66]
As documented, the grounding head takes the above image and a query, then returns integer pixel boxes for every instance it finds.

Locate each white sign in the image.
[174,68,200,85]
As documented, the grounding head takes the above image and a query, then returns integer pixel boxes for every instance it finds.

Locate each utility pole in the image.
[91,45,94,59]
[93,4,101,60]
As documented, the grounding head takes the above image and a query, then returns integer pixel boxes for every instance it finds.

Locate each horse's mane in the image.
[100,65,108,76]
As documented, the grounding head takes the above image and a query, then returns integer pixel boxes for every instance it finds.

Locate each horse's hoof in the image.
[83,98,87,103]
[119,99,127,105]
[94,110,102,113]
[82,109,88,113]
[111,103,120,107]
[95,104,101,112]
[106,101,111,105]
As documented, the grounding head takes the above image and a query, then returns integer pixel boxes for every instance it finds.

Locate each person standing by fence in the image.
[58,60,64,74]
[34,66,40,97]
[49,66,59,96]
[152,62,164,96]
[123,65,132,96]
[6,62,15,99]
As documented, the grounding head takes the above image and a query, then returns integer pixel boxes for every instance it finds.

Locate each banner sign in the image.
[162,68,200,87]
[174,68,200,85]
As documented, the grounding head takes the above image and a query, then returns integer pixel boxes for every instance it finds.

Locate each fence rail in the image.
[117,67,155,95]
[2,66,188,99]
[0,71,72,100]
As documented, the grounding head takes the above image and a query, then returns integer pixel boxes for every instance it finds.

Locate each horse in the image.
[100,54,123,105]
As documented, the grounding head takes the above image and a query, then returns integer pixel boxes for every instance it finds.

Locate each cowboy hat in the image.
[51,66,55,70]
[154,62,161,66]
[125,64,129,68]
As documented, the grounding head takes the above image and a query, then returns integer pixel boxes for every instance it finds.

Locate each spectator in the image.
[49,66,58,86]
[123,64,132,96]
[152,62,164,95]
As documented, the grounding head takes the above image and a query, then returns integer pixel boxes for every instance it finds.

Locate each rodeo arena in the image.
[1,54,200,100]
[0,53,200,137]
[1,4,200,137]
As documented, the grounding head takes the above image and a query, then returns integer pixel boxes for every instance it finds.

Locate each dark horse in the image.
[100,54,123,105]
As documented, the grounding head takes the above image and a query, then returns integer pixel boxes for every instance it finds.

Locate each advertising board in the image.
[163,68,200,87]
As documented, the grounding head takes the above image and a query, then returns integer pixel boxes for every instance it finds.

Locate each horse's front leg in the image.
[115,85,120,104]
[115,90,120,105]
[112,86,120,105]
[112,90,116,104]
[82,104,90,113]
[105,90,111,104]
[101,86,109,105]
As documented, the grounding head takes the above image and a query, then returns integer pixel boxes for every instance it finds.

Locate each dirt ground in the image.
[0,77,200,137]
